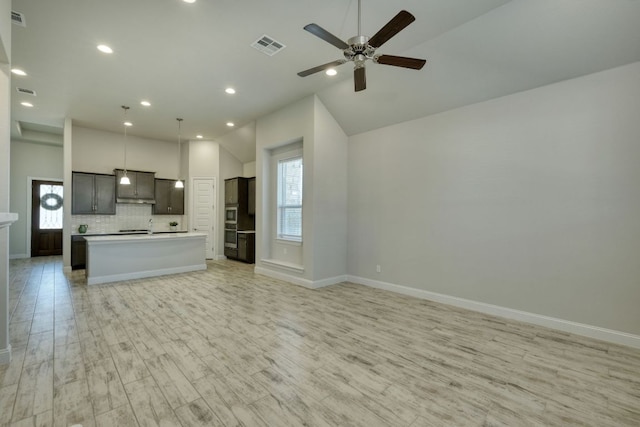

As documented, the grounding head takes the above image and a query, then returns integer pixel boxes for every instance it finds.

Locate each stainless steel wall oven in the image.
[224,227,237,249]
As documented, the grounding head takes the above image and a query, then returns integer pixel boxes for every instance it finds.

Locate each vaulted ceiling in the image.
[9,0,640,162]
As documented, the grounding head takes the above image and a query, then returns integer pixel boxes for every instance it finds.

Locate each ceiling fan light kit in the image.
[298,0,427,92]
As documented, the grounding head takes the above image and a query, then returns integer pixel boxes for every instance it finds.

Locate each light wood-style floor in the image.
[1,256,639,426]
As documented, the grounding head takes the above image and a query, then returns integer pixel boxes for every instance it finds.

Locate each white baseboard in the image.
[0,345,11,365]
[348,275,640,350]
[261,259,305,273]
[314,274,349,289]
[254,266,345,290]
[215,255,227,261]
[9,254,28,260]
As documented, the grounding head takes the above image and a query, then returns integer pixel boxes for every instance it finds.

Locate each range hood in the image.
[116,196,156,204]
[114,169,156,204]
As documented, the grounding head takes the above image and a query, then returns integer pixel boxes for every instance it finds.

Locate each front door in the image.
[31,180,63,257]
[192,178,215,259]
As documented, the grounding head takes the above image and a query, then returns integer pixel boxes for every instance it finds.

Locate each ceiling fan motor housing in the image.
[345,35,376,64]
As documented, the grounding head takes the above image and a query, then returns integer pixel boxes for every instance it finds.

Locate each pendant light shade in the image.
[120,105,131,185]
[175,118,183,189]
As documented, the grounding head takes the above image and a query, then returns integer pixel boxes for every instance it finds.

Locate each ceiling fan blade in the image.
[354,66,366,92]
[297,60,347,77]
[375,55,426,70]
[368,10,415,48]
[303,24,349,50]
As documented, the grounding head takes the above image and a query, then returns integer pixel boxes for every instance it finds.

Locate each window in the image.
[277,155,303,241]
[39,183,63,229]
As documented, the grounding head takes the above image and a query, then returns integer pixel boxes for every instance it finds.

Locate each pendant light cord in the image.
[176,118,183,187]
[122,105,130,174]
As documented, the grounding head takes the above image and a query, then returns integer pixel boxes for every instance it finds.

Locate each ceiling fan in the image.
[297,0,427,92]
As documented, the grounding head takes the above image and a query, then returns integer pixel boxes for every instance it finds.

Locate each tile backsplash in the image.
[72,204,185,235]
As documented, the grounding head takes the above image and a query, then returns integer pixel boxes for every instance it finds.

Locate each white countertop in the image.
[84,232,207,243]
[0,213,19,229]
[72,230,188,236]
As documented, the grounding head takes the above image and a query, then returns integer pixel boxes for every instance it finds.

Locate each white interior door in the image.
[192,178,215,259]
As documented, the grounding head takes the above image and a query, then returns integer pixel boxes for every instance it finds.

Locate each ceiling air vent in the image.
[17,87,36,96]
[251,35,286,56]
[11,10,26,27]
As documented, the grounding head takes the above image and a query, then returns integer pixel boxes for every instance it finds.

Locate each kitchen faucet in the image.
[148,218,153,234]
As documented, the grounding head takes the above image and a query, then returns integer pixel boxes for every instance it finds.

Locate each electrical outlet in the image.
[376,264,381,273]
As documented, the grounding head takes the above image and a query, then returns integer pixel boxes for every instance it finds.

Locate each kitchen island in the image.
[84,232,207,285]
[0,213,18,229]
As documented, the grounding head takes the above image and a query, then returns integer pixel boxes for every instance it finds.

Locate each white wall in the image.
[255,95,348,286]
[220,146,243,182]
[188,139,219,178]
[72,126,179,178]
[62,119,72,267]
[9,141,64,257]
[187,139,243,258]
[188,139,219,256]
[256,96,315,278]
[243,161,256,178]
[0,0,12,363]
[348,61,640,336]
[311,97,348,281]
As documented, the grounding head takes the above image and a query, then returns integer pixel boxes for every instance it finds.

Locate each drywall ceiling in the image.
[9,0,640,163]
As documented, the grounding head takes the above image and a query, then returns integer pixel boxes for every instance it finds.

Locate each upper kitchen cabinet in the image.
[225,177,248,206]
[153,179,184,215]
[225,178,238,205]
[72,172,116,215]
[115,169,156,203]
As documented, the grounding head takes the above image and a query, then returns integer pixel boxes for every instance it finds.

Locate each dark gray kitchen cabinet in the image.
[224,247,238,260]
[71,235,87,270]
[225,178,239,205]
[72,172,116,214]
[237,232,255,263]
[225,176,254,230]
[248,177,256,216]
[153,179,184,215]
[115,169,155,202]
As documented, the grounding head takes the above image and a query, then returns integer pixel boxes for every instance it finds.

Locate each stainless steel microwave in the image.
[225,207,237,223]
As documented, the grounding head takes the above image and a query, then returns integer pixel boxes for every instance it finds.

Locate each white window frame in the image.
[276,153,303,243]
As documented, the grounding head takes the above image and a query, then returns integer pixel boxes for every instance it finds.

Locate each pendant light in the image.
[175,118,184,189]
[120,105,131,185]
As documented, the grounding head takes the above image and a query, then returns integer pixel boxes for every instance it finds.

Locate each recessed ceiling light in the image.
[124,121,132,127]
[226,122,234,127]
[326,68,337,76]
[225,88,236,95]
[140,100,151,107]
[11,68,27,76]
[183,0,196,3]
[21,101,33,107]
[196,135,203,139]
[97,44,113,54]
